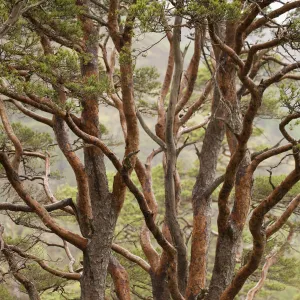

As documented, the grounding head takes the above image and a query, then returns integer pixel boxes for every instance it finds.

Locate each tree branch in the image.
[136,110,166,149]
[111,243,151,273]
[0,197,75,213]
[9,99,53,127]
[7,244,80,280]
[0,99,23,171]
[0,152,87,250]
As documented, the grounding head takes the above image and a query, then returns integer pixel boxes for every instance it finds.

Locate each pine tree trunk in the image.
[78,2,118,298]
[151,268,170,300]
[79,78,117,300]
[207,154,252,300]
[206,232,241,300]
[186,78,225,300]
[80,149,116,300]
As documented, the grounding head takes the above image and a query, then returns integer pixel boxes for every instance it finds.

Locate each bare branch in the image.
[136,110,166,149]
[111,243,151,273]
[8,244,80,280]
[262,62,300,88]
[0,152,87,250]
[266,194,300,238]
[0,197,74,213]
[9,99,53,127]
[246,1,300,36]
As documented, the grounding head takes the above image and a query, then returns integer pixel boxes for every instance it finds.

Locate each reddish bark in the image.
[108,256,131,300]
[220,169,300,300]
[0,100,23,171]
[246,227,294,300]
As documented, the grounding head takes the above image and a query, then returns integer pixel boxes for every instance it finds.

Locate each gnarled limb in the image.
[175,26,205,116]
[108,256,131,300]
[164,10,187,296]
[0,153,87,250]
[0,99,23,171]
[9,99,53,127]
[0,0,27,38]
[220,169,300,300]
[0,197,75,213]
[246,226,294,300]
[2,247,41,300]
[266,194,300,238]
[111,243,150,273]
[8,244,80,280]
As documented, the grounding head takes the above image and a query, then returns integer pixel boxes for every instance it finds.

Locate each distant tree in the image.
[0,1,300,300]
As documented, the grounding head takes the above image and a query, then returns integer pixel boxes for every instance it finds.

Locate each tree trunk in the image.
[79,94,117,300]
[151,263,170,300]
[79,53,117,300]
[165,13,188,295]
[79,87,115,300]
[207,154,252,300]
[186,45,229,297]
[187,87,225,299]
[80,191,116,300]
[78,2,118,299]
[206,231,241,300]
